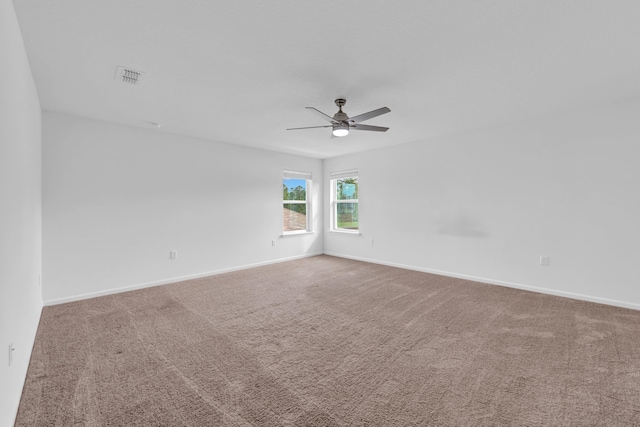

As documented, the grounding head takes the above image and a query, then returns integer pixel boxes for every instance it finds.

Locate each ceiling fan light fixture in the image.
[332,123,349,137]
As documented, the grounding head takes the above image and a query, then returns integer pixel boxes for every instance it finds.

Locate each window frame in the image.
[330,170,359,234]
[282,171,312,235]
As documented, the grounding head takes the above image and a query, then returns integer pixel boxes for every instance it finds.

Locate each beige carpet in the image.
[16,255,640,426]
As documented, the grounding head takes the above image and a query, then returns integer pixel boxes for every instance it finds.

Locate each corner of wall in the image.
[0,1,44,425]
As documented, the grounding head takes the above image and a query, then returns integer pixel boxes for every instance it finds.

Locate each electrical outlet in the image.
[539,256,550,266]
[272,240,277,246]
[369,239,374,246]
[170,250,178,259]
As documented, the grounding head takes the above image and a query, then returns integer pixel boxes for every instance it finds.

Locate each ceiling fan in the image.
[287,99,390,137]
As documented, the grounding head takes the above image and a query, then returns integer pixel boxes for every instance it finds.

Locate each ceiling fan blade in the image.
[286,125,332,131]
[348,107,391,124]
[305,107,337,123]
[351,124,389,132]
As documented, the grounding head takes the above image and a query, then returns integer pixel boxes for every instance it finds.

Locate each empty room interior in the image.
[3,0,640,425]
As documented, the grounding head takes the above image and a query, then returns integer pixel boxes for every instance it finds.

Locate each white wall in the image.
[43,112,323,303]
[324,98,640,309]
[0,1,43,425]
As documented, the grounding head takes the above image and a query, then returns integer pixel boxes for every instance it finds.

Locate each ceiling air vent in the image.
[115,66,145,85]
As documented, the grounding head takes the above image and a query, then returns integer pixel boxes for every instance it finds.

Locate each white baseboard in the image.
[324,252,640,312]
[44,252,323,306]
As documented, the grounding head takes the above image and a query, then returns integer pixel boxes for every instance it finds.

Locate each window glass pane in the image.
[336,203,358,230]
[336,177,358,200]
[283,178,307,201]
[283,174,310,233]
[283,203,307,231]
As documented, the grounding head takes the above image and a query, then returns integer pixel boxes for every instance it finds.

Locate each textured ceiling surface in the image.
[14,0,640,158]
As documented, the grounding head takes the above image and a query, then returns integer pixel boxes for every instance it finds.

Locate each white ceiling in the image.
[14,0,640,159]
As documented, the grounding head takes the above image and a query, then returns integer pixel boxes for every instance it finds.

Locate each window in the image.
[330,170,358,232]
[283,170,311,234]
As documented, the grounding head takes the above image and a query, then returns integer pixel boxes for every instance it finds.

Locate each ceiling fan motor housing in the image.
[333,98,349,121]
[334,111,349,122]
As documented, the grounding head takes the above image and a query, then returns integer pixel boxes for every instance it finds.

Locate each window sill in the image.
[329,229,361,236]
[281,231,314,237]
